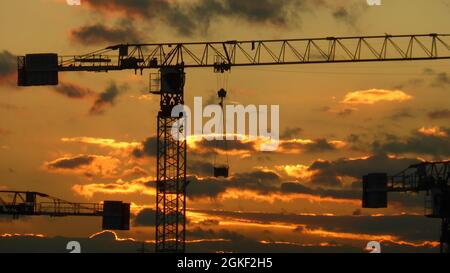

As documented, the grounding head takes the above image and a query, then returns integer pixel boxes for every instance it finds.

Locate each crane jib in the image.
[16,34,450,86]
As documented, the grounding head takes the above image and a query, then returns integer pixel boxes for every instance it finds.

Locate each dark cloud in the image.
[352,209,362,216]
[393,78,425,90]
[346,133,362,145]
[82,0,364,37]
[431,72,450,88]
[46,155,96,169]
[53,82,95,99]
[134,135,253,159]
[333,7,355,24]
[373,127,450,158]
[428,109,450,120]
[232,170,280,192]
[187,176,227,199]
[84,0,302,36]
[0,50,16,84]
[132,136,158,158]
[53,82,124,114]
[388,108,415,121]
[132,208,156,227]
[336,108,355,117]
[307,154,420,187]
[281,182,361,202]
[84,0,167,16]
[71,21,142,45]
[187,154,422,207]
[424,68,450,88]
[331,2,367,27]
[201,210,441,243]
[280,138,339,153]
[195,138,256,153]
[280,181,424,209]
[0,233,140,253]
[0,228,438,253]
[89,83,121,115]
[281,127,303,139]
[132,208,189,227]
[188,160,215,177]
[198,219,220,226]
[187,170,281,199]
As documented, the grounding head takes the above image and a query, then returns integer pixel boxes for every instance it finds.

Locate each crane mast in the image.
[363,161,450,253]
[16,34,450,253]
[154,66,187,252]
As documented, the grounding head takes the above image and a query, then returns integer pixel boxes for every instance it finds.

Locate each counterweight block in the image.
[362,173,388,208]
[18,54,59,86]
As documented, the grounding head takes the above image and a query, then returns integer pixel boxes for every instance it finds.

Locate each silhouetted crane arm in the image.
[362,161,450,253]
[386,161,450,193]
[0,191,130,230]
[0,191,102,216]
[362,161,450,207]
[17,34,450,84]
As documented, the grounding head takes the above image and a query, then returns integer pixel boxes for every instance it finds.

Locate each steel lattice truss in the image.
[0,191,102,217]
[388,161,450,192]
[383,161,450,253]
[54,34,450,72]
[155,92,187,253]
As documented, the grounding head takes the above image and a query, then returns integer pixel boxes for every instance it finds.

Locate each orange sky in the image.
[0,0,449,253]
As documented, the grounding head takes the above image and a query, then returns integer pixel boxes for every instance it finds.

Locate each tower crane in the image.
[362,161,450,253]
[0,191,130,230]
[16,34,450,253]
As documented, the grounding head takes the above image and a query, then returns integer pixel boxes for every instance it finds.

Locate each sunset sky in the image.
[0,0,449,253]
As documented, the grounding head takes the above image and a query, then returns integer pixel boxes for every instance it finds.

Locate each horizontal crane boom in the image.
[17,34,450,86]
[0,191,130,230]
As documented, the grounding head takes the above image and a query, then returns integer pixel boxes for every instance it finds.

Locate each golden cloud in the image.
[417,126,448,138]
[0,233,45,238]
[341,89,412,105]
[72,176,155,198]
[299,227,439,248]
[89,230,136,241]
[278,139,347,154]
[220,188,359,205]
[276,164,317,180]
[44,154,121,178]
[61,137,141,149]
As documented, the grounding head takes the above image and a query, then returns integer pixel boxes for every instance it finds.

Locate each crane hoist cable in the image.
[213,74,230,178]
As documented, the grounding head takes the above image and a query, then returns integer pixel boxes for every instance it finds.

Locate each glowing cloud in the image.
[44,154,121,178]
[61,137,141,149]
[72,176,155,198]
[417,126,448,138]
[276,164,317,180]
[341,89,412,105]
[89,230,136,241]
[299,227,439,248]
[219,188,360,206]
